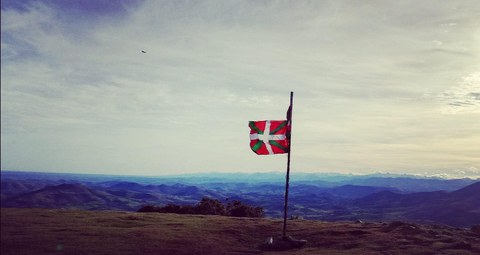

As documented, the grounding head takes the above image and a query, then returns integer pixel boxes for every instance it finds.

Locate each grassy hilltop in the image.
[2,208,479,255]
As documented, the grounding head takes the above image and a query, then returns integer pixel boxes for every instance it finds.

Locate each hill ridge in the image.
[2,177,479,227]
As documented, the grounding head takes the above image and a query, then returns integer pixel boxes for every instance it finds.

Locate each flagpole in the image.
[283,91,293,238]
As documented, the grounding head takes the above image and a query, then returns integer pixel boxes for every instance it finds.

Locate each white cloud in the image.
[422,166,480,179]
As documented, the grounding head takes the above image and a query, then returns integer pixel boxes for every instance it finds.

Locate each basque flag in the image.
[249,119,290,155]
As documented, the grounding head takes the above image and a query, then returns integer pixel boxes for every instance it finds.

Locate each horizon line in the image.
[1,169,479,180]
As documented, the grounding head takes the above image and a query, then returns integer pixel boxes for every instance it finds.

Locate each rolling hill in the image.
[0,183,136,210]
[352,182,480,227]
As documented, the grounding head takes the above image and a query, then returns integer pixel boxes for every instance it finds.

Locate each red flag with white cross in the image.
[249,120,289,155]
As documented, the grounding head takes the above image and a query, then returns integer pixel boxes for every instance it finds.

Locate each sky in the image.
[1,0,479,178]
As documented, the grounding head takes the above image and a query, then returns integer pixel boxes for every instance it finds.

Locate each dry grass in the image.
[2,208,479,255]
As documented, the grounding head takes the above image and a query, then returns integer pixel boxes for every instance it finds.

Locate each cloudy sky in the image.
[1,0,479,178]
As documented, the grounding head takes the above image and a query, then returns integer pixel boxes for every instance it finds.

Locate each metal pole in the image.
[283,91,293,238]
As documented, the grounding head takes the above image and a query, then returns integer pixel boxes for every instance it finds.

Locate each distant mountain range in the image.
[350,182,480,227]
[1,171,479,227]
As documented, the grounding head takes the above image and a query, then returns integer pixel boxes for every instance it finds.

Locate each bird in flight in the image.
[141,50,146,53]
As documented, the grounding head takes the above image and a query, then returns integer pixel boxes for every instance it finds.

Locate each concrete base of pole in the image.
[259,235,307,251]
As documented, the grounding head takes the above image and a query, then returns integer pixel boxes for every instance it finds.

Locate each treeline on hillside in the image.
[138,197,264,218]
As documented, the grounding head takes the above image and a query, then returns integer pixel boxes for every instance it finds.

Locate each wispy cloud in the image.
[438,71,480,114]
